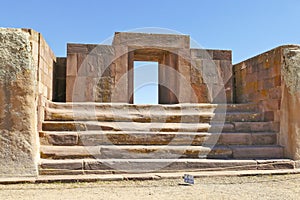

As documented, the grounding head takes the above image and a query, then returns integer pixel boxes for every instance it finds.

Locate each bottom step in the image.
[39,158,296,175]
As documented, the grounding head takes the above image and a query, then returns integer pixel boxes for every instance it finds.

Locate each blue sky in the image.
[1,0,300,103]
[134,61,158,104]
[1,0,299,63]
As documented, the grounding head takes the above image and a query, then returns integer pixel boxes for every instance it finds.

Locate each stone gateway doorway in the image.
[128,48,179,104]
[65,32,233,104]
[133,61,159,104]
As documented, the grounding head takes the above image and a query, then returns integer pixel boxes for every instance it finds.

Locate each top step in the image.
[47,102,258,113]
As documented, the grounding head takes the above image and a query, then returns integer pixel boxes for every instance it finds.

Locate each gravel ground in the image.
[0,174,300,200]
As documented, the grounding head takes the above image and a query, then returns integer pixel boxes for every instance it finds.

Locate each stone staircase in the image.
[38,102,294,175]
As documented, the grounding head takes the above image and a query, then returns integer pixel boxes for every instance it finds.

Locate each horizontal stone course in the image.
[40,131,277,146]
[40,145,231,159]
[42,121,211,132]
[40,144,283,160]
[44,109,263,123]
[38,158,296,175]
[232,146,283,159]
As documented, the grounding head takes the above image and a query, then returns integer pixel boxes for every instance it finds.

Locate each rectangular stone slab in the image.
[0,28,38,177]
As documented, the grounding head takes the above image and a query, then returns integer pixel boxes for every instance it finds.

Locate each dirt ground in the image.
[0,174,300,200]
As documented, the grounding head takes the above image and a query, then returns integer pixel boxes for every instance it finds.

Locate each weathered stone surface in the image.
[223,103,258,112]
[256,159,295,170]
[39,159,83,170]
[42,121,211,132]
[40,145,234,160]
[41,131,277,147]
[112,32,190,49]
[233,122,277,132]
[207,146,232,159]
[251,132,277,145]
[40,131,211,146]
[295,160,300,168]
[233,46,287,106]
[83,158,259,173]
[39,158,270,175]
[44,107,214,123]
[282,47,300,93]
[66,44,115,102]
[218,133,252,145]
[78,131,210,146]
[37,158,298,175]
[47,101,218,112]
[213,50,232,61]
[97,145,210,159]
[39,159,84,175]
[0,28,38,177]
[232,146,283,159]
[208,123,234,133]
[278,46,300,160]
[40,146,98,159]
[213,112,262,122]
[42,132,79,146]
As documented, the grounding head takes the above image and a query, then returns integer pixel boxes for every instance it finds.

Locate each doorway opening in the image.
[133,61,159,104]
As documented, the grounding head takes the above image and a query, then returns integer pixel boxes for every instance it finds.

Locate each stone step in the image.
[231,145,283,159]
[42,121,212,132]
[222,103,258,113]
[45,108,262,123]
[218,132,277,145]
[40,145,283,160]
[209,121,278,133]
[42,121,277,133]
[40,131,277,146]
[214,112,263,122]
[40,131,210,146]
[46,101,258,113]
[47,102,218,113]
[231,121,279,132]
[38,158,295,175]
[40,145,232,159]
[45,107,214,123]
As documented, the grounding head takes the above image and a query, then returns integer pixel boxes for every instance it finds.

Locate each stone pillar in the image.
[280,46,300,161]
[0,29,38,177]
[159,52,179,104]
[177,49,193,103]
[111,45,129,102]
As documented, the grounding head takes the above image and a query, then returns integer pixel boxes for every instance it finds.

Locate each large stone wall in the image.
[23,29,56,131]
[66,44,115,102]
[0,28,55,177]
[191,49,232,103]
[66,32,233,104]
[234,47,285,124]
[233,45,300,160]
